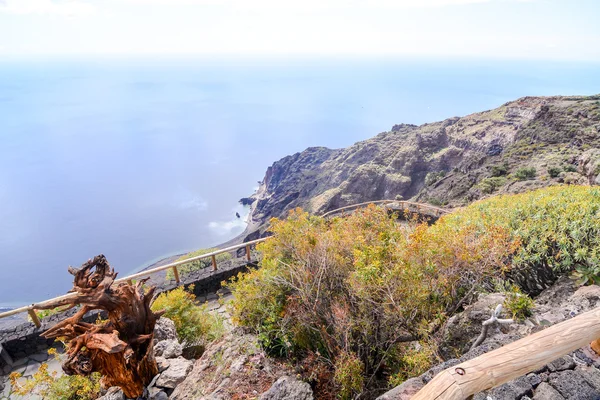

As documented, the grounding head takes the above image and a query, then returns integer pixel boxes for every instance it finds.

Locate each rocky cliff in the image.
[242,95,600,235]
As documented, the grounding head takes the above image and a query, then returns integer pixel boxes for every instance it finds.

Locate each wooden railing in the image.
[321,200,448,219]
[412,306,600,399]
[0,237,268,328]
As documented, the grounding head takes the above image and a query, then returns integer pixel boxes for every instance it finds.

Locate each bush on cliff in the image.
[228,206,516,397]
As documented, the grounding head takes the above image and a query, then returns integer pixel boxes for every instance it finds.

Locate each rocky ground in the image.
[379,277,600,400]
[169,330,310,400]
[0,287,312,400]
[4,273,600,399]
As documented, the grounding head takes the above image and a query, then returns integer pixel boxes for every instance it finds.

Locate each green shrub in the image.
[548,166,562,178]
[166,248,232,280]
[428,197,445,206]
[425,171,446,186]
[571,264,600,286]
[503,287,534,321]
[514,167,536,181]
[491,164,509,177]
[478,177,507,194]
[563,164,577,172]
[10,347,101,400]
[389,343,436,387]
[151,286,224,346]
[334,351,364,400]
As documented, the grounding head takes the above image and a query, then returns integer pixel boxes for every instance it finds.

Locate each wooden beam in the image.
[211,255,217,271]
[28,309,41,328]
[172,266,180,284]
[412,306,600,400]
[246,245,251,262]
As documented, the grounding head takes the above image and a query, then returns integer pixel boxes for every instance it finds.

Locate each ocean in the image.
[0,56,598,307]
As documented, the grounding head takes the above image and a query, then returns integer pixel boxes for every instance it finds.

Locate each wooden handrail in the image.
[321,200,448,218]
[412,306,600,399]
[0,237,269,324]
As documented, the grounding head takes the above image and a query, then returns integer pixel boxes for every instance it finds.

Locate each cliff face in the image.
[243,95,600,233]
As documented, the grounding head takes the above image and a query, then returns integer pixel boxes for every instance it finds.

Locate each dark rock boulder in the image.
[153,317,178,344]
[548,370,600,399]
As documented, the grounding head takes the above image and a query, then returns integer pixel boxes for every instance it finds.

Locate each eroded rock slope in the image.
[243,95,600,235]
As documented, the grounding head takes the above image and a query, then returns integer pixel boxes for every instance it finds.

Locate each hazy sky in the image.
[1,0,599,60]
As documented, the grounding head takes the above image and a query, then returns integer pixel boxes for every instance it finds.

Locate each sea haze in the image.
[0,56,598,306]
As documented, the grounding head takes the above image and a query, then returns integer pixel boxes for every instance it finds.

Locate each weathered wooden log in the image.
[411,306,600,400]
[36,255,163,398]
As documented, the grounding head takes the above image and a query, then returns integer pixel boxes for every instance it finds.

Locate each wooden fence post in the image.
[212,255,217,271]
[28,309,41,328]
[172,266,180,284]
[246,245,251,262]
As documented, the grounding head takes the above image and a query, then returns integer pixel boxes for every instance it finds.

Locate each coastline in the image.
[137,199,263,279]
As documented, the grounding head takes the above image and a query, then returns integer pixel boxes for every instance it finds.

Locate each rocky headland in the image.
[242,95,600,238]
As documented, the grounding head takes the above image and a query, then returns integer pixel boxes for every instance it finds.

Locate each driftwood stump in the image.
[36,255,163,398]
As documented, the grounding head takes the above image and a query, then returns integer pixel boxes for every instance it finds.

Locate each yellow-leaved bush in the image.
[10,347,101,400]
[151,286,224,346]
[227,205,517,397]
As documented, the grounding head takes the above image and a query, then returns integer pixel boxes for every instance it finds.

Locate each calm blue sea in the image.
[0,56,598,307]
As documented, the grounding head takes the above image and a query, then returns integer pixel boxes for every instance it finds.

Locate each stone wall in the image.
[0,345,11,372]
[0,258,256,361]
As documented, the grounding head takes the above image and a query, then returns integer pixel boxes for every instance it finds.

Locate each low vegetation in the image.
[477,177,507,194]
[425,171,446,186]
[490,163,509,177]
[503,286,535,321]
[10,347,101,400]
[165,248,232,280]
[514,167,537,180]
[547,166,562,178]
[151,286,225,346]
[388,341,437,387]
[571,264,600,286]
[228,185,600,398]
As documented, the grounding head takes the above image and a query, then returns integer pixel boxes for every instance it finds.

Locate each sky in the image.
[0,0,599,60]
